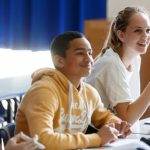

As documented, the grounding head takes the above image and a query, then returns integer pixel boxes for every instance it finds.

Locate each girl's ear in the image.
[117,30,125,43]
[53,55,65,68]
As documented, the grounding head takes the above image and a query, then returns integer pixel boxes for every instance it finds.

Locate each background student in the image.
[1,132,44,150]
[86,7,150,131]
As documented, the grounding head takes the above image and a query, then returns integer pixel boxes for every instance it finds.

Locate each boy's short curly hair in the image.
[50,31,84,57]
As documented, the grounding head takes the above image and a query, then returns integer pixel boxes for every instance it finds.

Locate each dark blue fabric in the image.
[0,0,106,50]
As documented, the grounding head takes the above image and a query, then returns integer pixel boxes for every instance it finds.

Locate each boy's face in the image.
[60,37,93,79]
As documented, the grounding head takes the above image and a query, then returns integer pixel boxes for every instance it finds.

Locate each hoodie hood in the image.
[32,68,69,92]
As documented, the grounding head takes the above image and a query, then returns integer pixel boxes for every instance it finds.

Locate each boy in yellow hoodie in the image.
[15,31,131,149]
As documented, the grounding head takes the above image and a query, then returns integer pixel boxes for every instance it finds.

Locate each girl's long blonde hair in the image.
[95,7,149,61]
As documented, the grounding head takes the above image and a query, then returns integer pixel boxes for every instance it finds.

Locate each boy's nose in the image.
[86,54,93,63]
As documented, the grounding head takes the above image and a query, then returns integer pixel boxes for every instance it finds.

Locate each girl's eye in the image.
[134,28,150,35]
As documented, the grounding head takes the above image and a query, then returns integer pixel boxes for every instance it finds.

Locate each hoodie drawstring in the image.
[66,81,73,133]
[66,81,91,133]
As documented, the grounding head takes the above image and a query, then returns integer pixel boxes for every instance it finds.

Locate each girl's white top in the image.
[86,48,141,132]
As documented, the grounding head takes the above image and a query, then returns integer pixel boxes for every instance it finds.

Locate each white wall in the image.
[107,0,150,20]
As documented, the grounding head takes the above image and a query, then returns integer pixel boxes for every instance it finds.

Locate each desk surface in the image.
[85,118,150,150]
[0,50,54,99]
[0,75,31,99]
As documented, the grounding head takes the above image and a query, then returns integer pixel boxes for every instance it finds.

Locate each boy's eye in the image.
[146,29,150,34]
[76,51,92,56]
[89,51,92,55]
[134,29,142,33]
[76,52,84,55]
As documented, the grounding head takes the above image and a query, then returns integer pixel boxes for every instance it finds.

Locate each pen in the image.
[144,122,150,125]
[1,138,5,150]
[132,132,150,135]
[20,132,45,149]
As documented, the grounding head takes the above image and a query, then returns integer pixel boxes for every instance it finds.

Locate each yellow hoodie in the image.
[15,68,120,150]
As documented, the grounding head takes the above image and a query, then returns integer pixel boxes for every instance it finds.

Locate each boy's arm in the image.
[90,88,121,128]
[91,98,131,138]
[91,107,121,129]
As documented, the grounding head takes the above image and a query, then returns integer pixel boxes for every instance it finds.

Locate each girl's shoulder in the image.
[95,48,121,66]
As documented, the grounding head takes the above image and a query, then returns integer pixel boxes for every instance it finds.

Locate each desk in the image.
[0,50,54,100]
[0,75,30,100]
[85,118,150,150]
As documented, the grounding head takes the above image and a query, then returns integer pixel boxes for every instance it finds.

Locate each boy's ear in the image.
[117,30,125,43]
[53,55,65,68]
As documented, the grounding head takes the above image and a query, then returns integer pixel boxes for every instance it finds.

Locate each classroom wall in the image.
[107,0,150,20]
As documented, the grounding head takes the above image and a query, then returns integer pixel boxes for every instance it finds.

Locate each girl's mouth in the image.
[137,43,147,47]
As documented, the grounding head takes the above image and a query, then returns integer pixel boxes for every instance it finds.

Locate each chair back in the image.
[0,123,15,145]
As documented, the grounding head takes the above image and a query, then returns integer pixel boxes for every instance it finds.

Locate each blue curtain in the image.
[0,0,106,50]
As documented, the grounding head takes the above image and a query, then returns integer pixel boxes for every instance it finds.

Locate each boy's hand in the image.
[97,123,119,146]
[114,121,132,138]
[5,134,39,150]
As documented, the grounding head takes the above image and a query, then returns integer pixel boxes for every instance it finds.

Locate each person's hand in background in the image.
[5,132,45,150]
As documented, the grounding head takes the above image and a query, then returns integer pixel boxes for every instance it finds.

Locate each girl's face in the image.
[119,12,150,55]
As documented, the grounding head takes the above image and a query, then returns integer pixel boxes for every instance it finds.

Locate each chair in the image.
[0,123,15,145]
[0,95,21,123]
